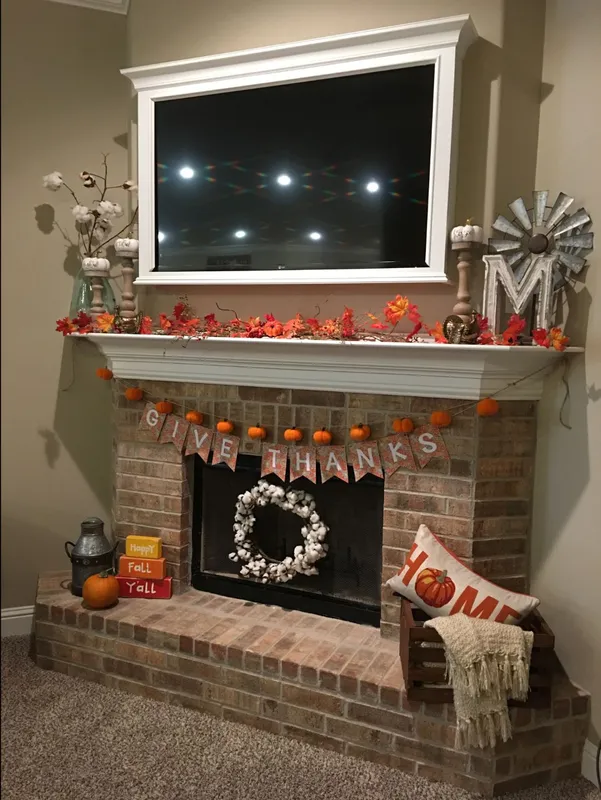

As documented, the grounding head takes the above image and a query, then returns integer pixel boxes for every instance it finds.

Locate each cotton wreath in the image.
[228,480,329,584]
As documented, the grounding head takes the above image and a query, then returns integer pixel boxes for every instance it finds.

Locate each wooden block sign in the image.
[117,576,172,599]
[119,555,166,580]
[125,535,162,559]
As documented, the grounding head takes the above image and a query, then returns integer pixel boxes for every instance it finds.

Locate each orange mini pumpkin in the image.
[186,410,204,425]
[248,424,267,440]
[82,570,119,609]
[430,410,452,428]
[392,417,414,434]
[414,568,456,608]
[313,428,333,446]
[217,419,234,434]
[124,387,143,401]
[96,367,113,381]
[349,423,371,442]
[476,397,500,417]
[284,426,303,442]
[156,401,173,414]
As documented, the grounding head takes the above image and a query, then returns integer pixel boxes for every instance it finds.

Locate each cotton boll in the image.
[310,513,319,524]
[293,546,303,557]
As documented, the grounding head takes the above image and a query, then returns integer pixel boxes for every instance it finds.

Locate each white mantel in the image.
[79,334,581,400]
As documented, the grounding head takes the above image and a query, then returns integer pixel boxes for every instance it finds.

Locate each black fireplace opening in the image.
[191,454,383,626]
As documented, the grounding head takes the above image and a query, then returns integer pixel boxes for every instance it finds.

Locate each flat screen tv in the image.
[154,64,435,274]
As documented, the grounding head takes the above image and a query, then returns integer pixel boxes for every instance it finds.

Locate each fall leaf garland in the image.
[56,296,569,350]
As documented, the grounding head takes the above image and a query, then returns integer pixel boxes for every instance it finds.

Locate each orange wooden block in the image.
[125,535,162,559]
[119,555,166,580]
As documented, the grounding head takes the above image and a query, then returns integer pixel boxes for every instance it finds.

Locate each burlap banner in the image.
[409,424,450,468]
[289,446,317,483]
[378,433,418,476]
[138,402,167,441]
[138,414,449,480]
[211,432,240,470]
[185,424,213,461]
[261,444,288,481]
[347,441,383,481]
[317,446,348,483]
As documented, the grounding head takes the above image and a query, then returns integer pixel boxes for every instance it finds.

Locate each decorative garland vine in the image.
[228,481,329,584]
[56,298,570,351]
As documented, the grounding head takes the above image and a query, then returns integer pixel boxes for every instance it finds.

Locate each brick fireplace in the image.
[35,338,589,795]
[112,380,536,638]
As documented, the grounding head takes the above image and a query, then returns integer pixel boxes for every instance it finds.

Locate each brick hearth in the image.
[112,381,539,637]
[35,572,589,796]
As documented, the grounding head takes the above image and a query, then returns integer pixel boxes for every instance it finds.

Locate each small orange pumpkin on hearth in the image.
[349,423,371,442]
[186,410,204,425]
[82,570,119,609]
[284,426,303,443]
[124,387,143,401]
[415,567,456,608]
[155,401,173,414]
[248,424,267,440]
[217,419,235,434]
[392,417,414,434]
[313,428,333,446]
[430,410,452,428]
[96,367,113,381]
[476,398,500,417]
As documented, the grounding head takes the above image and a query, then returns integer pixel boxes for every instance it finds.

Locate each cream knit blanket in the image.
[424,614,534,749]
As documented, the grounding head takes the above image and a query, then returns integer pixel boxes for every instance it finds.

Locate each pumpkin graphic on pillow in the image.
[415,568,456,608]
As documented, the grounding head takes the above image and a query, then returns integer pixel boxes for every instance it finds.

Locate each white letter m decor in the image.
[482,253,555,331]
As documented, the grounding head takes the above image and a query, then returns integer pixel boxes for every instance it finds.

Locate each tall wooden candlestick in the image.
[90,276,105,320]
[451,241,478,324]
[120,258,136,320]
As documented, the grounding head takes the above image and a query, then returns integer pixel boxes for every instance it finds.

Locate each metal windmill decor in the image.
[483,191,594,332]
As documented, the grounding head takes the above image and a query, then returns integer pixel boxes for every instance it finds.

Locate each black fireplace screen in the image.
[191,454,383,625]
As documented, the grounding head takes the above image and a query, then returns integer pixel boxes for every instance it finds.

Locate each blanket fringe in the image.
[456,709,512,750]
[447,652,530,704]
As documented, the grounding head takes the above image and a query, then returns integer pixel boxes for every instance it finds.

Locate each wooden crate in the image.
[399,598,556,708]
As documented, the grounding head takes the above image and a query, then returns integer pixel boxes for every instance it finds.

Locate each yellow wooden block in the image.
[125,535,162,559]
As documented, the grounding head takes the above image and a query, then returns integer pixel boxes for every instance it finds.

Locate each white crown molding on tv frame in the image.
[45,0,130,13]
[122,15,477,286]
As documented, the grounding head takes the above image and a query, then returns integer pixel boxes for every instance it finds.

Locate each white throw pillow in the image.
[387,524,539,623]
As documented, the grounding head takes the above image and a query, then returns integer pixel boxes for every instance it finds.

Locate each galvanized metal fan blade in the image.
[555,228,594,249]
[533,190,548,227]
[492,215,524,239]
[508,197,532,231]
[488,238,523,252]
[552,249,587,274]
[553,266,567,288]
[514,254,533,284]
[553,208,592,237]
[506,249,527,267]
[545,192,574,230]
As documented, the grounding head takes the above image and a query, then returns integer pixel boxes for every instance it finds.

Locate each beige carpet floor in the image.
[1,636,597,800]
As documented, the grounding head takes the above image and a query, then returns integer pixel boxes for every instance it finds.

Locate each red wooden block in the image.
[116,576,172,599]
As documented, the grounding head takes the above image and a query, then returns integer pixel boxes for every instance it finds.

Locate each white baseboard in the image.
[582,739,599,788]
[1,606,35,637]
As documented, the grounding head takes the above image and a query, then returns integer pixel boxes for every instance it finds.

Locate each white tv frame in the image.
[122,15,476,286]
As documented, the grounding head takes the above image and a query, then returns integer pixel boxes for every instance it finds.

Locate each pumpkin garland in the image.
[392,417,414,434]
[155,400,173,415]
[124,387,143,401]
[96,367,113,381]
[284,426,303,443]
[476,397,500,417]
[313,428,333,445]
[430,410,452,428]
[349,423,371,442]
[247,424,267,440]
[217,419,235,434]
[185,410,204,425]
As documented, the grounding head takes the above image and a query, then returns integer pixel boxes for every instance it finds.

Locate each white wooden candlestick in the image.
[90,276,105,320]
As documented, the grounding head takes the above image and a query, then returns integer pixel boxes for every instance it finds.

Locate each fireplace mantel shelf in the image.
[78,334,583,400]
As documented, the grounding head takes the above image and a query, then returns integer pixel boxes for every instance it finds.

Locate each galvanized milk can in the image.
[64,517,117,596]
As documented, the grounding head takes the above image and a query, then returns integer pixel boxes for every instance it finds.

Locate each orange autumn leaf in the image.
[95,312,115,333]
[384,295,409,324]
[429,321,448,343]
[549,327,569,351]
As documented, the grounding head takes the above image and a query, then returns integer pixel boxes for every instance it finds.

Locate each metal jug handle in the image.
[111,541,119,572]
[65,541,76,562]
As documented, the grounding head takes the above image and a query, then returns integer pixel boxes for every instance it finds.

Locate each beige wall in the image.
[0,0,129,607]
[531,0,601,744]
[128,0,545,325]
